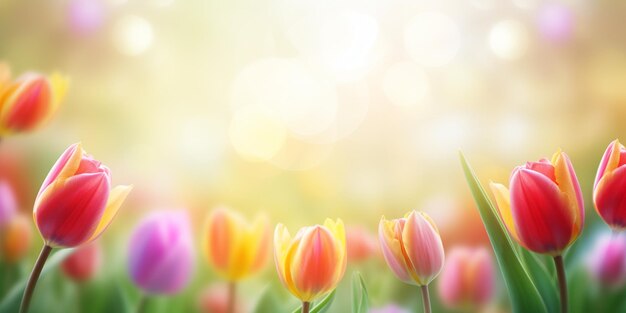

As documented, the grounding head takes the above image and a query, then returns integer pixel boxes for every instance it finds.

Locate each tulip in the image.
[586,233,626,288]
[198,283,244,313]
[0,180,18,226]
[128,211,194,296]
[0,214,33,264]
[379,211,444,313]
[61,242,102,283]
[438,246,495,309]
[490,150,583,313]
[19,143,131,313]
[204,207,270,313]
[0,65,68,136]
[594,139,626,230]
[274,219,346,313]
[346,225,378,262]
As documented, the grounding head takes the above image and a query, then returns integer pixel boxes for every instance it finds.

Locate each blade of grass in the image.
[351,272,369,313]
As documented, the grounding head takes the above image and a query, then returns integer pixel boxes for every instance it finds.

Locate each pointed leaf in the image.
[292,289,337,313]
[351,272,369,313]
[460,152,548,313]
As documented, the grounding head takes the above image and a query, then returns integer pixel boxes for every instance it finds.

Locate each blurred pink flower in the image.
[128,211,194,295]
[586,232,626,288]
[197,283,243,313]
[346,225,378,262]
[0,180,18,226]
[61,242,102,283]
[438,246,495,308]
[67,0,105,35]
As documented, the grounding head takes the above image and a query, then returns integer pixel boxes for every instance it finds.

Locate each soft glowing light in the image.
[113,15,154,56]
[229,106,287,162]
[512,0,538,10]
[537,3,574,43]
[497,116,529,154]
[489,20,529,60]
[404,11,460,67]
[231,58,337,137]
[178,118,226,167]
[68,0,105,35]
[270,136,333,170]
[382,61,430,108]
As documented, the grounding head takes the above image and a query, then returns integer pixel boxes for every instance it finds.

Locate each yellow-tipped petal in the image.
[56,143,84,183]
[323,218,346,249]
[43,72,69,123]
[86,185,132,243]
[419,211,440,234]
[274,223,292,280]
[489,182,520,242]
[606,139,623,175]
[552,152,583,231]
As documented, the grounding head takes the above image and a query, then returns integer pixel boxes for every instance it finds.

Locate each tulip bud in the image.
[379,211,444,286]
[0,68,68,136]
[198,283,243,313]
[438,246,495,308]
[274,219,347,303]
[34,143,132,248]
[586,233,626,288]
[594,139,626,230]
[128,211,194,295]
[490,150,584,255]
[346,225,378,262]
[61,242,102,282]
[0,180,18,226]
[204,207,270,281]
[0,214,33,263]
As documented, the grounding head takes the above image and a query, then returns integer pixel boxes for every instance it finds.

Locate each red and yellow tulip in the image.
[490,150,584,255]
[594,139,626,230]
[274,219,347,304]
[34,143,132,248]
[0,63,68,136]
[204,207,270,281]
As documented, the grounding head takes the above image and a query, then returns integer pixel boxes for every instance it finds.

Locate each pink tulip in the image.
[346,225,378,262]
[438,246,495,308]
[0,180,18,226]
[586,233,626,288]
[128,211,194,295]
[34,143,132,248]
[61,242,102,282]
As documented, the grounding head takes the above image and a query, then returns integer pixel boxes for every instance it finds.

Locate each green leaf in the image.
[0,248,73,312]
[459,152,548,313]
[519,249,559,313]
[351,272,369,313]
[292,289,337,313]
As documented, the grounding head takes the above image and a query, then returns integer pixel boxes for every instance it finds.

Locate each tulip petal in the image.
[3,76,52,131]
[489,182,520,242]
[34,172,110,247]
[552,152,584,235]
[38,143,83,197]
[85,185,132,244]
[248,216,270,274]
[402,212,444,285]
[378,218,414,284]
[594,165,626,230]
[510,169,576,254]
[595,140,622,189]
[274,224,293,290]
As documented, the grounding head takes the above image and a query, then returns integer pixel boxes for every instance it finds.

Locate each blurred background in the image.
[1,0,626,312]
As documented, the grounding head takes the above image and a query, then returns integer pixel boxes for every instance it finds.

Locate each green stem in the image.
[136,293,149,313]
[302,301,310,313]
[420,284,431,313]
[227,281,236,313]
[19,244,53,313]
[554,255,568,313]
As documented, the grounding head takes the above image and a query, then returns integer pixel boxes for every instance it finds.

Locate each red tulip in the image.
[34,143,132,247]
[594,139,626,230]
[490,150,584,255]
[61,242,102,282]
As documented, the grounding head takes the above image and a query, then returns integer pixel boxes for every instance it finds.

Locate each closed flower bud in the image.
[128,211,194,295]
[438,246,495,308]
[379,211,444,286]
[490,150,584,255]
[34,143,132,248]
[61,242,102,282]
[204,207,270,281]
[594,139,626,230]
[586,233,626,288]
[274,219,347,303]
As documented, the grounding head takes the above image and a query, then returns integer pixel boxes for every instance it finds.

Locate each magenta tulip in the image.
[0,180,17,226]
[586,233,626,288]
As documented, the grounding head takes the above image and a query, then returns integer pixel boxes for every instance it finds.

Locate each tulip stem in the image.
[302,301,311,313]
[554,255,568,313]
[136,293,149,313]
[420,285,431,313]
[228,281,236,313]
[19,244,52,313]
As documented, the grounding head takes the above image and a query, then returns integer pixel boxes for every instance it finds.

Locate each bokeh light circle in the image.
[382,61,430,108]
[404,11,461,67]
[113,15,154,56]
[489,19,529,60]
[229,106,287,162]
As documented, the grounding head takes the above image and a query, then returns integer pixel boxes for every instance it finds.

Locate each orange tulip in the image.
[0,63,68,136]
[0,214,32,264]
[274,219,346,306]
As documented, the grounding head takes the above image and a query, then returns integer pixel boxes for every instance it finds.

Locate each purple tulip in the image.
[128,211,194,294]
[0,180,18,226]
